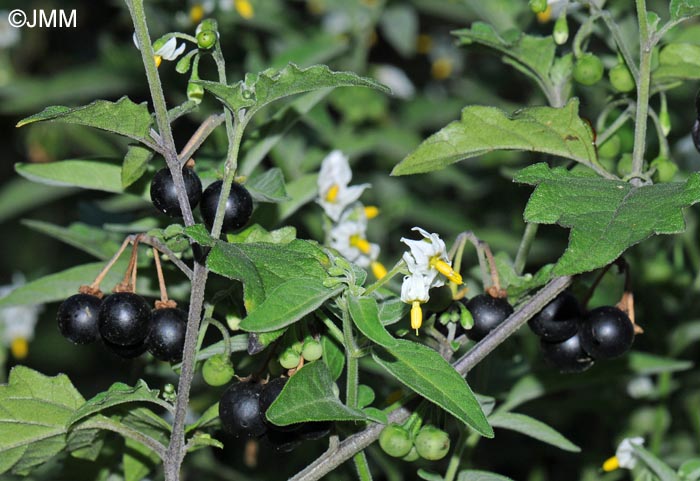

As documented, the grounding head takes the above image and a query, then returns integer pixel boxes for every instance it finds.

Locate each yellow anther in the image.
[411,301,423,333]
[364,205,380,219]
[602,456,620,472]
[371,261,387,279]
[385,389,404,405]
[235,0,254,19]
[537,5,552,23]
[325,184,340,202]
[350,235,372,255]
[416,34,432,54]
[431,58,453,80]
[11,338,28,359]
[430,258,463,284]
[154,55,163,68]
[190,4,205,23]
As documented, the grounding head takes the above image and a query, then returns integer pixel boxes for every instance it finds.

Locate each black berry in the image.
[259,378,297,430]
[98,293,151,346]
[104,338,148,359]
[219,381,267,438]
[465,294,514,341]
[297,421,332,441]
[541,333,594,373]
[57,293,102,344]
[579,306,635,360]
[528,292,581,342]
[147,307,187,363]
[150,167,202,218]
[263,429,301,453]
[200,180,253,234]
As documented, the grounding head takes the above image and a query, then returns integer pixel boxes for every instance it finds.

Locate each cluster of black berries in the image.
[150,167,253,233]
[435,293,514,341]
[218,378,330,452]
[57,291,187,362]
[529,292,635,372]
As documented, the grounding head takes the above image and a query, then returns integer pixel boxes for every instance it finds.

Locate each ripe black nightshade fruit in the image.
[579,306,635,360]
[297,421,332,441]
[104,338,148,359]
[219,382,267,438]
[259,378,298,432]
[150,167,202,217]
[147,308,187,362]
[465,294,514,341]
[57,293,102,344]
[200,180,253,233]
[541,333,594,373]
[98,293,151,346]
[528,292,581,342]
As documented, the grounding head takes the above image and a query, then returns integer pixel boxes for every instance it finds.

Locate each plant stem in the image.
[141,235,193,280]
[178,113,226,166]
[631,0,652,180]
[76,417,167,459]
[443,429,467,481]
[289,275,572,481]
[364,260,405,296]
[596,8,640,80]
[513,223,538,276]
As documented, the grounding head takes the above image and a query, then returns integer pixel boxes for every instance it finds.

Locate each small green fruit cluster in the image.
[379,423,450,461]
[278,336,323,370]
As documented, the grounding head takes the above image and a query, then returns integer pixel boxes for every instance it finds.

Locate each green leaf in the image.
[392,99,599,176]
[453,22,555,92]
[627,351,693,375]
[122,145,153,188]
[379,5,418,57]
[378,298,409,326]
[0,259,128,308]
[668,320,700,355]
[266,361,375,425]
[670,0,700,21]
[16,160,147,196]
[488,412,580,452]
[276,173,319,221]
[69,380,165,427]
[678,459,700,481]
[240,279,341,332]
[348,295,398,347]
[0,366,85,475]
[198,63,389,116]
[247,329,286,355]
[372,340,493,437]
[632,444,681,481]
[22,220,123,260]
[186,403,220,433]
[228,225,297,244]
[124,437,159,481]
[457,470,515,481]
[418,470,445,481]
[17,97,154,146]
[654,43,700,84]
[357,385,375,409]
[245,168,290,203]
[515,163,700,275]
[321,334,345,381]
[0,178,76,223]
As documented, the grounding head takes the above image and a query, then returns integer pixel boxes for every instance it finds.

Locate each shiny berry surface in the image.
[219,382,267,438]
[200,180,253,234]
[57,293,102,344]
[541,332,594,373]
[150,167,202,218]
[528,291,581,342]
[104,338,148,359]
[465,294,514,341]
[415,425,450,461]
[579,306,635,360]
[147,307,187,362]
[98,293,151,346]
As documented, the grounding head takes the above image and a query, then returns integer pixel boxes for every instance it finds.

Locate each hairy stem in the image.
[289,276,572,481]
[513,223,538,276]
[179,113,226,166]
[631,0,652,180]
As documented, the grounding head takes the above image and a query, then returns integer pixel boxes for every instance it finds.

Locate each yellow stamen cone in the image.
[371,261,387,279]
[431,58,453,80]
[325,184,340,202]
[235,0,254,19]
[602,456,620,472]
[190,4,205,23]
[154,55,163,68]
[411,301,423,333]
[537,5,552,23]
[364,206,380,219]
[431,258,463,284]
[11,338,28,359]
[350,235,372,255]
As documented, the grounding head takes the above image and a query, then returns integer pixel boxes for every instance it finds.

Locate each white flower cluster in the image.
[317,151,384,278]
[0,274,43,359]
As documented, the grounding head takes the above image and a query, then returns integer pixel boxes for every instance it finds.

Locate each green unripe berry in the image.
[609,63,635,93]
[415,425,450,461]
[617,153,634,177]
[166,235,190,253]
[529,0,547,14]
[573,54,604,86]
[301,339,323,362]
[202,354,235,386]
[553,15,569,45]
[197,30,217,50]
[651,156,678,183]
[597,135,621,159]
[279,348,301,369]
[379,424,413,458]
[291,341,304,354]
[402,446,420,462]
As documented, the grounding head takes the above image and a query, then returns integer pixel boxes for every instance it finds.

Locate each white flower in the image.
[401,227,462,286]
[132,34,186,67]
[400,274,431,332]
[329,208,379,268]
[626,376,655,399]
[317,150,370,221]
[373,65,414,99]
[0,274,43,359]
[0,11,20,49]
[603,437,644,471]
